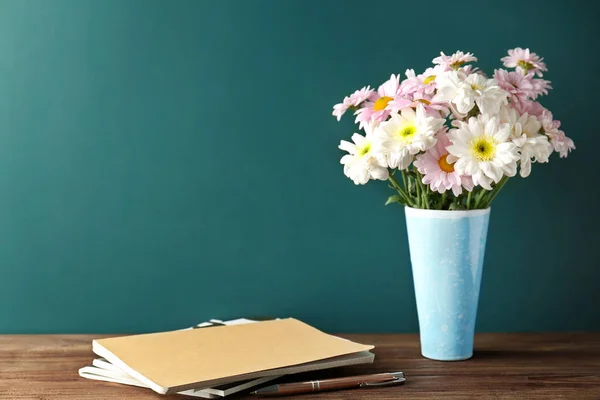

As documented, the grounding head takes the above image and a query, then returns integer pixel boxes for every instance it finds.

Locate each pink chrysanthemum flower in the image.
[402,65,447,96]
[530,78,552,99]
[354,74,401,128]
[432,51,478,70]
[539,109,559,134]
[332,86,375,121]
[387,97,450,119]
[494,69,535,103]
[514,99,546,117]
[501,48,548,77]
[388,66,451,117]
[387,96,413,112]
[495,69,552,104]
[411,96,451,117]
[461,65,480,76]
[539,110,575,158]
[414,132,474,196]
[547,130,575,158]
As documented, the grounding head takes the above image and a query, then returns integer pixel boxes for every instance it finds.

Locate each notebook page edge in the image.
[87,351,271,397]
[80,365,134,380]
[78,366,149,388]
[92,340,168,394]
[201,375,281,396]
[92,358,126,373]
[79,370,217,399]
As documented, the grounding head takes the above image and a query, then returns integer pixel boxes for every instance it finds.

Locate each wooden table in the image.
[1,333,599,399]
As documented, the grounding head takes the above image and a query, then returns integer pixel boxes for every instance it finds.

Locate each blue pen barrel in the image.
[405,207,490,361]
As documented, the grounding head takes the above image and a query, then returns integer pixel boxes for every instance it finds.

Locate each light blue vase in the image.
[405,206,490,361]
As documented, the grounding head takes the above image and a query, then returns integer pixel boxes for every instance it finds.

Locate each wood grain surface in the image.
[1,333,599,399]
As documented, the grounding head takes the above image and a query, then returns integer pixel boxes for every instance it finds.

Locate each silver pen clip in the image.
[359,372,406,387]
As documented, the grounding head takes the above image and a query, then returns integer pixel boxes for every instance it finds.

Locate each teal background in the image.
[0,0,598,334]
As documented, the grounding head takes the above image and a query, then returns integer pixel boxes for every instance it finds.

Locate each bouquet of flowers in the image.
[332,49,575,210]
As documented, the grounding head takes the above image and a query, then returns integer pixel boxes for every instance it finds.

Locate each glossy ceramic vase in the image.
[404,206,490,361]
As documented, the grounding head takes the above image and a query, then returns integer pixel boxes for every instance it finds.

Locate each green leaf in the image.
[449,201,464,210]
[385,194,403,206]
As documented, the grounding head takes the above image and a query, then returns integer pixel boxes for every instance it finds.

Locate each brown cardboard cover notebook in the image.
[92,318,374,394]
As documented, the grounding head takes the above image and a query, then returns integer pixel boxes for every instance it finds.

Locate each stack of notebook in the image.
[79,318,375,397]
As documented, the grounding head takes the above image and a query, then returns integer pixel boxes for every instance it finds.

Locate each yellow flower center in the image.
[373,96,393,111]
[517,60,534,71]
[357,143,371,157]
[470,83,483,91]
[438,155,455,173]
[396,124,417,142]
[470,136,497,161]
[416,98,431,105]
[423,75,436,84]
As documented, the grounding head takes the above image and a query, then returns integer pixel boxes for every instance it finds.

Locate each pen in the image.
[250,372,405,396]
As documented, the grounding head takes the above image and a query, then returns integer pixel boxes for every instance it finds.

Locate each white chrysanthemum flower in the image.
[434,71,508,115]
[499,106,551,177]
[375,105,445,170]
[339,131,389,185]
[447,114,519,190]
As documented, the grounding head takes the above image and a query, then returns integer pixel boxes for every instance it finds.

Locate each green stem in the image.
[415,171,428,209]
[482,176,509,208]
[407,172,415,198]
[466,190,472,209]
[388,173,401,190]
[388,175,412,206]
[473,188,488,209]
[415,174,422,208]
[439,192,447,210]
[400,169,408,191]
